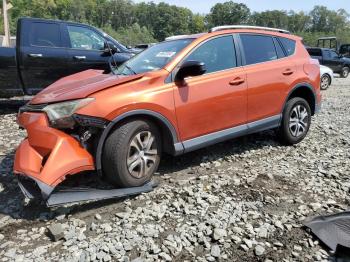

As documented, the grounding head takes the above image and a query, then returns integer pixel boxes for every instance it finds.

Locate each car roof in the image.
[19,17,98,29]
[165,28,300,43]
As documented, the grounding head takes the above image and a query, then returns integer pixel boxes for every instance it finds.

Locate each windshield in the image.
[114,39,194,75]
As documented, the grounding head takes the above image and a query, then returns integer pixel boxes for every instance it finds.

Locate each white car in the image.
[320,65,334,90]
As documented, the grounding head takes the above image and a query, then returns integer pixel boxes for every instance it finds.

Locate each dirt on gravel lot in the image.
[0,77,349,262]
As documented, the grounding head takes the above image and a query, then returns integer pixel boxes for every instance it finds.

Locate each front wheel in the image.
[341,66,349,78]
[102,120,162,188]
[277,97,311,145]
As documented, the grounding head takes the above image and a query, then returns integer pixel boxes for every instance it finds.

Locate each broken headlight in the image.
[42,98,95,129]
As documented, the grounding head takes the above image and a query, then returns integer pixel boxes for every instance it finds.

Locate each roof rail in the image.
[165,35,190,41]
[209,25,290,34]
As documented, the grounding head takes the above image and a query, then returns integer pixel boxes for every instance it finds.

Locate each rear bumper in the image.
[14,112,95,199]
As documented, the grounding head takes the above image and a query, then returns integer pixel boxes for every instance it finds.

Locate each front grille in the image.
[74,114,109,129]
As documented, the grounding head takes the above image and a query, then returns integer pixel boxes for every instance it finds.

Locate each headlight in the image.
[42,98,94,128]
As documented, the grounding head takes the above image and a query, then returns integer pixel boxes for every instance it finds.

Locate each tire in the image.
[320,74,331,90]
[340,66,350,78]
[277,97,311,145]
[102,120,162,188]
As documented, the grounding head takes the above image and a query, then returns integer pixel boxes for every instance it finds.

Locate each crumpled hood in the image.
[30,69,144,105]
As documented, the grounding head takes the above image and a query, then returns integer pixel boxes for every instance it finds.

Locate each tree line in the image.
[1,0,349,46]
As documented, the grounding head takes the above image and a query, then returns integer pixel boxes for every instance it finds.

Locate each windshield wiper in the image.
[124,64,137,75]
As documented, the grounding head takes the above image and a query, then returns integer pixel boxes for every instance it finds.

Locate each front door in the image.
[172,35,247,142]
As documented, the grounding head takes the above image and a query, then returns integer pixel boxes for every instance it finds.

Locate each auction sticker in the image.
[156,51,176,58]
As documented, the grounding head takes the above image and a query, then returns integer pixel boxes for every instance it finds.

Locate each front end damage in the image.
[14,105,157,206]
[14,109,97,201]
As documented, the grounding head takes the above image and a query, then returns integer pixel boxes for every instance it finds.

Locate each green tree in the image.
[250,10,289,29]
[287,11,311,32]
[104,23,156,46]
[206,1,250,27]
[310,6,349,32]
[135,2,192,40]
[189,14,206,33]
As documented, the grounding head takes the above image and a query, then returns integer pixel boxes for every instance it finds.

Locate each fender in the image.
[282,82,317,115]
[95,110,184,176]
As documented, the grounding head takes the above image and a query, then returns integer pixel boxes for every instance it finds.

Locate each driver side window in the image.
[185,36,237,74]
[67,25,105,51]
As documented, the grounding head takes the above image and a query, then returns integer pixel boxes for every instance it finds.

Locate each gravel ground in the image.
[0,77,349,262]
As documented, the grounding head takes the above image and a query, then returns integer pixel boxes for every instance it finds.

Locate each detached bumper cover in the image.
[14,112,95,199]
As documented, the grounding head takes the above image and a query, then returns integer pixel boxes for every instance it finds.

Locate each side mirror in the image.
[175,60,206,82]
[104,42,119,54]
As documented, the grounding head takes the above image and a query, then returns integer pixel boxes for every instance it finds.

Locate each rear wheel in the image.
[320,74,331,90]
[341,66,349,78]
[277,97,311,145]
[102,120,161,188]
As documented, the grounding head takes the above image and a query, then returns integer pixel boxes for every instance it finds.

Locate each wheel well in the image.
[287,86,316,115]
[112,115,176,155]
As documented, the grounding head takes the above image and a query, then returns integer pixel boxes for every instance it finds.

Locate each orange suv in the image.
[14,26,321,200]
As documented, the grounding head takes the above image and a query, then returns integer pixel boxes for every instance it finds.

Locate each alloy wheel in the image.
[127,131,158,178]
[289,105,309,137]
[343,68,349,78]
[320,75,330,90]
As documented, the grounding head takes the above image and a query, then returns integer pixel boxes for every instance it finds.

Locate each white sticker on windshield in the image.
[156,51,176,58]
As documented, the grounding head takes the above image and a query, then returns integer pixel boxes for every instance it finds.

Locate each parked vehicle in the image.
[339,44,350,58]
[307,47,350,78]
[320,65,334,90]
[316,37,350,58]
[14,25,321,204]
[0,17,139,97]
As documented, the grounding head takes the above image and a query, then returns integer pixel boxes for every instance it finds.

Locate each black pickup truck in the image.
[307,47,350,78]
[0,18,140,97]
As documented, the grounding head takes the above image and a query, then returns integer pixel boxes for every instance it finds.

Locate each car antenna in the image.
[106,41,118,75]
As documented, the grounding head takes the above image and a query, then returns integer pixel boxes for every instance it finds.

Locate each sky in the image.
[133,0,350,14]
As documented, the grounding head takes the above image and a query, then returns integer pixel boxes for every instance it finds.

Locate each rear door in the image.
[18,20,68,93]
[239,34,297,123]
[63,24,111,75]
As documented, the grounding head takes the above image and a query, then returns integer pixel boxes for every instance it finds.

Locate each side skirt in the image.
[176,114,281,154]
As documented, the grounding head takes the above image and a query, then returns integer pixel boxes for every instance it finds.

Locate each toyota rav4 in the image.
[14,26,321,202]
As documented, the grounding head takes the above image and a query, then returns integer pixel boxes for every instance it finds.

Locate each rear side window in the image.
[29,22,61,47]
[185,35,237,74]
[240,34,277,65]
[273,38,286,58]
[279,37,296,56]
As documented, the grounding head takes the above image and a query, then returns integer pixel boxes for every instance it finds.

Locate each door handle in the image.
[73,56,86,61]
[229,77,245,86]
[282,69,294,75]
[28,53,43,58]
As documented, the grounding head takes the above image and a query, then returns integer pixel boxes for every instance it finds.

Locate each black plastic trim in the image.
[283,82,317,115]
[182,114,281,153]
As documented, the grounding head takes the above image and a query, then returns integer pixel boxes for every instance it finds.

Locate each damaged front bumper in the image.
[14,111,95,200]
